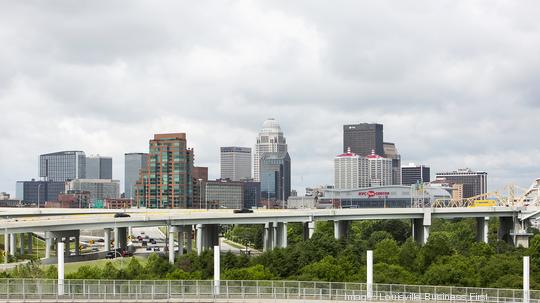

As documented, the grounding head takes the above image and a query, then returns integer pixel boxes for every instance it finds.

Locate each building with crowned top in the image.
[254,118,288,182]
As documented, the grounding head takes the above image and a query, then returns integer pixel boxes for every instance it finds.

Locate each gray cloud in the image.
[1,0,539,196]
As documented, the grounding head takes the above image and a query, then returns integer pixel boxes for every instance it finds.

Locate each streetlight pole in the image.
[37,183,43,209]
[198,179,203,209]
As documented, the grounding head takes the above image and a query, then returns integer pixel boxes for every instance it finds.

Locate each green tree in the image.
[67,265,102,280]
[298,256,354,282]
[368,231,393,248]
[374,263,417,284]
[419,232,454,269]
[374,238,400,265]
[423,255,480,286]
[223,264,276,280]
[125,257,144,279]
[399,238,420,272]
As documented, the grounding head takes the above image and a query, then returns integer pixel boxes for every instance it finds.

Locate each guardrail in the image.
[0,278,538,302]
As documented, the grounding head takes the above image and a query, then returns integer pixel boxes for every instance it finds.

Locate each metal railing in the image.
[0,278,538,302]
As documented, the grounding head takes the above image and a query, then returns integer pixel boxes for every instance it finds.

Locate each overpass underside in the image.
[0,207,535,265]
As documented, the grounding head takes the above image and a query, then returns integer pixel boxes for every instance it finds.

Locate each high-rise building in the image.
[124,153,148,199]
[15,180,66,206]
[254,118,288,182]
[334,148,369,189]
[401,163,431,186]
[86,155,113,179]
[243,181,261,209]
[343,123,384,156]
[383,142,401,185]
[192,166,209,209]
[435,168,487,198]
[367,151,393,186]
[204,179,244,209]
[220,147,252,181]
[39,151,86,181]
[135,133,193,208]
[66,179,120,204]
[260,152,291,202]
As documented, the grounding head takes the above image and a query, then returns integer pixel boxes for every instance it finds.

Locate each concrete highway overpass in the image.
[1,206,538,265]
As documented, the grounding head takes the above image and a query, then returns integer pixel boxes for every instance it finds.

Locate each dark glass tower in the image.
[343,123,384,157]
[260,152,291,202]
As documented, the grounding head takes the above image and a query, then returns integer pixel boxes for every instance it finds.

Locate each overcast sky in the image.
[1,1,539,196]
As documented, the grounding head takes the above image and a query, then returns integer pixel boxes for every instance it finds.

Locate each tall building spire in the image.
[254,118,288,181]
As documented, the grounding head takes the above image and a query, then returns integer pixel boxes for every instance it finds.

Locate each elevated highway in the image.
[1,206,538,266]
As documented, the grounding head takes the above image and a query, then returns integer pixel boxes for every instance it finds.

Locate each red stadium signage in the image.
[358,191,390,198]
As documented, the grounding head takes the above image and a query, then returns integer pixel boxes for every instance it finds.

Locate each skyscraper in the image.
[367,150,393,186]
[39,151,86,181]
[435,168,488,198]
[86,155,113,179]
[254,118,288,182]
[334,148,369,189]
[383,142,401,185]
[343,123,384,156]
[401,163,431,185]
[220,147,252,181]
[15,180,65,206]
[135,133,193,208]
[260,151,291,202]
[124,153,148,199]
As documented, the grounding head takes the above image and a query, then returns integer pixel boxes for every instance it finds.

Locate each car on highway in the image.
[114,212,131,218]
[233,208,253,214]
[153,247,160,251]
[149,239,157,244]
[146,247,152,251]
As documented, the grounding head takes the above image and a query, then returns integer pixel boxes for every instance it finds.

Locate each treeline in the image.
[2,219,540,289]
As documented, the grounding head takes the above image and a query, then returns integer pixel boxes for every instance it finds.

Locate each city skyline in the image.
[1,2,540,195]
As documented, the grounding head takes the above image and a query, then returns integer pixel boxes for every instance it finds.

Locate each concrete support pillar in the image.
[19,234,25,256]
[524,256,530,303]
[367,250,373,300]
[476,217,489,243]
[9,233,15,256]
[27,233,33,255]
[74,235,80,256]
[412,218,423,244]
[44,232,52,259]
[177,226,185,256]
[186,226,193,253]
[334,220,350,240]
[64,238,70,257]
[196,224,204,256]
[214,245,221,295]
[499,217,514,243]
[263,222,274,252]
[168,230,175,264]
[128,226,133,237]
[104,228,112,252]
[57,242,64,296]
[413,210,431,245]
[302,221,315,241]
[113,228,119,250]
[4,233,9,259]
[272,222,278,250]
[117,227,128,251]
[276,222,288,248]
